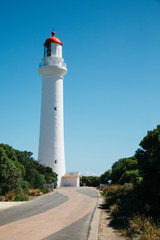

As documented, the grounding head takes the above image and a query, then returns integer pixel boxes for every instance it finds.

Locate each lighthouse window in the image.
[44,43,51,57]
[55,160,57,164]
[54,107,57,111]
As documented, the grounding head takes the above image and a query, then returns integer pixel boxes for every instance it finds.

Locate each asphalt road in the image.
[0,187,98,240]
[0,192,68,226]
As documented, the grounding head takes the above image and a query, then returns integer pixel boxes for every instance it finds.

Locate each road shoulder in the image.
[98,202,127,240]
[88,191,102,240]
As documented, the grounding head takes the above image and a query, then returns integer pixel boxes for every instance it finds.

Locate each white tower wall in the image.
[38,39,67,187]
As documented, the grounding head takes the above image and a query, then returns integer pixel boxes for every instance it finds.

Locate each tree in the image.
[111,157,138,184]
[120,169,142,185]
[80,176,100,187]
[0,147,22,194]
[0,144,58,193]
[135,125,160,215]
[33,161,58,188]
[100,170,111,184]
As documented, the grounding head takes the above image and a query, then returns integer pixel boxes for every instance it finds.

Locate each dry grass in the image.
[103,185,121,195]
[126,215,160,240]
[28,189,42,196]
[5,191,16,201]
[0,195,6,201]
[1,188,48,202]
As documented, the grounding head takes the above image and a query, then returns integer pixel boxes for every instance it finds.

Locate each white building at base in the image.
[62,172,82,187]
[38,30,81,187]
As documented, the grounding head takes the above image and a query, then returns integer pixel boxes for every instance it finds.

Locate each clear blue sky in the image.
[1,0,160,176]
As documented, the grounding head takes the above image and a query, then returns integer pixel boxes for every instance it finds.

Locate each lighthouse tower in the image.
[38,31,67,187]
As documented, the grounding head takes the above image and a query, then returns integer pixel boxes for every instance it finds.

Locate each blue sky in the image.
[0,0,160,176]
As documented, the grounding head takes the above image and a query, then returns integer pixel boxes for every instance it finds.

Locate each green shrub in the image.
[32,172,46,189]
[14,193,28,201]
[21,180,29,193]
[103,184,121,206]
[40,186,50,194]
[119,183,134,193]
[34,164,58,189]
[103,183,138,217]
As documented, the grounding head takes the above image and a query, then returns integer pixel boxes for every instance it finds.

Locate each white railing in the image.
[39,57,66,68]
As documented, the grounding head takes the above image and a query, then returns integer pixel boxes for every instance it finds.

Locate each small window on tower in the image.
[54,107,57,111]
[55,160,57,164]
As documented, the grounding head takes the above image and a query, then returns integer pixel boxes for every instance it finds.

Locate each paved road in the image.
[0,187,98,240]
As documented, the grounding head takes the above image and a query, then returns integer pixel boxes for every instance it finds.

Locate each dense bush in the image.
[40,186,50,194]
[14,193,28,201]
[103,183,136,214]
[14,149,58,189]
[80,176,100,187]
[33,163,58,189]
[103,185,121,206]
[20,181,29,193]
[110,157,139,184]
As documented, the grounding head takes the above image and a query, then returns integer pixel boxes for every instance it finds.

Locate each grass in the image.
[5,191,16,201]
[126,215,160,240]
[28,189,42,196]
[0,187,51,202]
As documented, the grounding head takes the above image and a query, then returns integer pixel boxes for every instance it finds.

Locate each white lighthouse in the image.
[38,30,67,187]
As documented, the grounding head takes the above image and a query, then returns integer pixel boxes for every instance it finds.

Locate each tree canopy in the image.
[135,125,160,215]
[0,144,57,195]
[100,170,111,184]
[110,157,139,184]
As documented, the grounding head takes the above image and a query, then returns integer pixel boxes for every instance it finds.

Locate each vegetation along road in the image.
[0,187,98,240]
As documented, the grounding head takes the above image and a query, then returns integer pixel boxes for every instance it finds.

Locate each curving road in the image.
[0,187,98,240]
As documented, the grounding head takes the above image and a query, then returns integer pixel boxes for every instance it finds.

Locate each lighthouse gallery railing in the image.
[39,57,66,68]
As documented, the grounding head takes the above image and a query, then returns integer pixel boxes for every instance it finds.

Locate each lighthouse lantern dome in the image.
[44,31,62,58]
